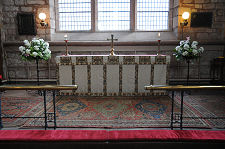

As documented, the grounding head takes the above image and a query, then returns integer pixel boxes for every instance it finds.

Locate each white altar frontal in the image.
[56,55,170,96]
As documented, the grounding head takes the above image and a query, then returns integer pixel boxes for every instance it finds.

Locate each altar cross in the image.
[107,34,118,56]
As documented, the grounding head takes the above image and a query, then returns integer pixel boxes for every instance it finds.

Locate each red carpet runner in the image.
[0,130,225,141]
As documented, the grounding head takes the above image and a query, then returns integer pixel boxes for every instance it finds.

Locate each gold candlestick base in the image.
[157,40,161,56]
[65,40,69,56]
[109,48,116,56]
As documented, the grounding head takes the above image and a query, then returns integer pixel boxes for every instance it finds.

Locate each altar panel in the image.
[107,65,119,95]
[153,64,167,85]
[138,65,151,93]
[122,65,135,95]
[58,65,73,94]
[75,65,88,94]
[59,65,72,85]
[91,65,104,95]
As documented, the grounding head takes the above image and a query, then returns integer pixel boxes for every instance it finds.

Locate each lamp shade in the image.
[39,13,46,20]
[182,12,190,20]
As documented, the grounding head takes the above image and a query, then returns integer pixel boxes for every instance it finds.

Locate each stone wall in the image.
[1,0,225,83]
[1,0,225,41]
[0,0,3,76]
[1,0,50,41]
[178,0,225,40]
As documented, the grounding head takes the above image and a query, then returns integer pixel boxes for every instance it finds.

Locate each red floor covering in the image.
[0,130,225,142]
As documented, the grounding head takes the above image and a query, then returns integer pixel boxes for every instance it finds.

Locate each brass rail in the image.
[144,85,225,91]
[0,85,78,91]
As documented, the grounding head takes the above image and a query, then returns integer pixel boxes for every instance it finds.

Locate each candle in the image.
[158,32,160,38]
[64,34,68,40]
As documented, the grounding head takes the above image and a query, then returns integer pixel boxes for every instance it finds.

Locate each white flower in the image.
[20,38,51,61]
[174,37,204,61]
[34,46,39,51]
[199,47,204,53]
[193,49,198,55]
[25,49,31,54]
[39,39,44,42]
[175,46,182,52]
[43,49,51,54]
[43,42,49,48]
[32,38,40,45]
[191,44,197,49]
[180,41,185,46]
[24,40,30,47]
[184,44,190,50]
[185,40,189,44]
[32,52,38,57]
[192,41,198,46]
[182,51,188,56]
[19,46,25,52]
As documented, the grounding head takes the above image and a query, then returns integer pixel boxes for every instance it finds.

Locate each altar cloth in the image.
[56,55,170,96]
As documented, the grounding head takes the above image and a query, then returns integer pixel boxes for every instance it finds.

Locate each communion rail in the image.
[145,85,225,129]
[0,85,78,130]
[0,85,225,130]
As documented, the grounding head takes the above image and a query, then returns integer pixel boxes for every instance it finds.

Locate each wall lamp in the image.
[180,12,190,40]
[39,12,48,40]
[39,12,48,27]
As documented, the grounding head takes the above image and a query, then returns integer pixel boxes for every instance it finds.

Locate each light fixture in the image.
[180,12,190,39]
[39,12,48,27]
[182,12,190,20]
[181,12,190,26]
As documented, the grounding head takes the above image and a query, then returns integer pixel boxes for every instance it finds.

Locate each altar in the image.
[56,55,170,96]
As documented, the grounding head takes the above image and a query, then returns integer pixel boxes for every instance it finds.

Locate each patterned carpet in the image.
[1,91,225,129]
[1,90,44,127]
[175,94,225,128]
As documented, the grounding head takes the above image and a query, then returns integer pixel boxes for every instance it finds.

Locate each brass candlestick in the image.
[157,39,161,56]
[65,39,69,56]
[64,34,69,56]
[157,32,161,55]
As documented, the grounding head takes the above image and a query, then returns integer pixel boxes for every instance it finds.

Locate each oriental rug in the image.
[22,94,225,129]
[1,91,225,129]
[1,93,43,128]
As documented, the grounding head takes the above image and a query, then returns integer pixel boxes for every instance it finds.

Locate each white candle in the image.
[64,34,68,40]
[158,32,160,38]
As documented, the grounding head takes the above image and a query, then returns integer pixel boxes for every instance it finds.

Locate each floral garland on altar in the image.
[19,38,51,61]
[173,37,204,61]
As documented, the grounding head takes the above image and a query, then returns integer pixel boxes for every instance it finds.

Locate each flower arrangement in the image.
[19,38,51,61]
[173,37,204,61]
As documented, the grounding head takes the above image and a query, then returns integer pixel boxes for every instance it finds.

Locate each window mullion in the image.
[130,0,137,31]
[91,0,97,32]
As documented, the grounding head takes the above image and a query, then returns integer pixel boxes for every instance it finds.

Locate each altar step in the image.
[0,130,225,149]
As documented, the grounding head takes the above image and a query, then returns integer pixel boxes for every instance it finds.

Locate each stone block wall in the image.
[1,0,224,42]
[178,0,225,41]
[1,0,50,41]
[0,0,3,76]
